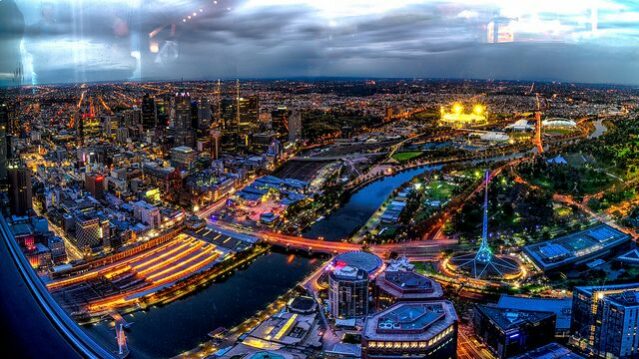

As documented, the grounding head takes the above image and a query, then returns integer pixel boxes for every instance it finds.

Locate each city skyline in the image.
[2,0,639,86]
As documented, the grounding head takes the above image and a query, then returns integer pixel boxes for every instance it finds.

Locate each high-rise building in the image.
[238,95,259,125]
[571,283,639,358]
[8,163,33,216]
[288,110,302,142]
[141,93,157,132]
[271,107,290,138]
[174,91,195,147]
[329,265,369,319]
[197,97,212,131]
[362,301,458,359]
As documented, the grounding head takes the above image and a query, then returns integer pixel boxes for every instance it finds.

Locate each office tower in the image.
[572,284,639,358]
[328,265,369,319]
[197,97,211,131]
[156,98,168,131]
[288,110,302,142]
[0,102,8,183]
[174,91,195,147]
[8,163,33,216]
[271,107,290,138]
[238,95,259,125]
[474,305,556,358]
[362,301,458,359]
[141,93,157,132]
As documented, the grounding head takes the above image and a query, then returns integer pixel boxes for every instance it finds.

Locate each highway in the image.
[0,215,115,359]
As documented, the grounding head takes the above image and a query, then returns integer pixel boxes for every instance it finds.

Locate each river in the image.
[303,165,440,241]
[83,251,321,358]
[82,164,442,357]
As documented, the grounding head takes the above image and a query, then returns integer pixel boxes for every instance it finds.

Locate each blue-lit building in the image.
[496,295,572,337]
[514,342,584,359]
[571,283,639,358]
[474,304,556,358]
[523,224,630,272]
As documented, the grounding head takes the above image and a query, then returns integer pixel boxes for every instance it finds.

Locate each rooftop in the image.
[496,295,572,331]
[333,251,383,275]
[376,270,443,300]
[363,301,457,341]
[523,224,630,271]
[475,305,555,331]
[513,342,584,359]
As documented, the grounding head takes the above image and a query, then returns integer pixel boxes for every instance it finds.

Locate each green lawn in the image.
[425,180,456,201]
[392,151,423,162]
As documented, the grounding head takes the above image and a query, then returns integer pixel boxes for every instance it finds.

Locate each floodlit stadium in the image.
[439,103,488,128]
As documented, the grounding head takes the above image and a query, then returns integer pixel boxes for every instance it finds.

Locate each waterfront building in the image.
[474,304,556,358]
[329,265,369,319]
[332,251,384,277]
[361,301,458,359]
[571,283,639,358]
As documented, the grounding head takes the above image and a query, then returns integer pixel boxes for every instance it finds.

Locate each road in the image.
[457,325,495,359]
[208,221,456,260]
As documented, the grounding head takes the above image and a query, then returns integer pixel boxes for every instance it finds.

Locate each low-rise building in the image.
[362,301,458,359]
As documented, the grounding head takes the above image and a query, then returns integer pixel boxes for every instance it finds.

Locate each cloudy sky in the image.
[1,0,639,86]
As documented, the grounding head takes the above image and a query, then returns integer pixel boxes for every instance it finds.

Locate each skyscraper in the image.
[197,97,212,131]
[571,283,639,358]
[173,91,195,148]
[328,265,369,319]
[288,110,302,142]
[8,163,32,216]
[141,93,157,132]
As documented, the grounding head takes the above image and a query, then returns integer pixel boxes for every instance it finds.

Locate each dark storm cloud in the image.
[3,0,639,85]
